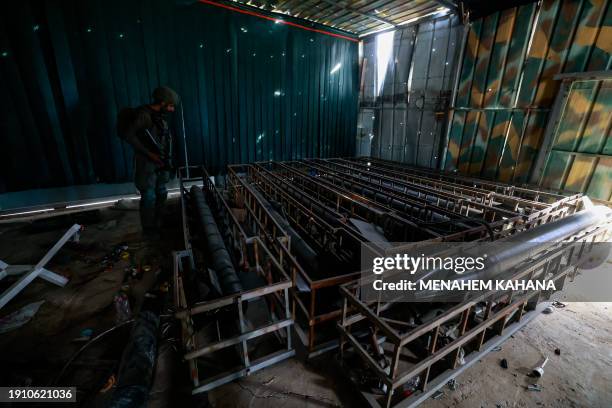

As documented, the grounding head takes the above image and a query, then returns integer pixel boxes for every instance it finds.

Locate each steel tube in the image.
[190,185,242,295]
[418,204,612,285]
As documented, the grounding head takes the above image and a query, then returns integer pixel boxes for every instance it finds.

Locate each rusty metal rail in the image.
[257,161,440,241]
[351,157,577,205]
[302,159,526,219]
[284,160,518,240]
[222,159,583,358]
[228,164,364,356]
[317,158,581,237]
[268,159,580,241]
[337,215,611,408]
[174,166,294,393]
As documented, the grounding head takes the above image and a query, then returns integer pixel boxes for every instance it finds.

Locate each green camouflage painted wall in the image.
[443,0,611,200]
[541,78,612,201]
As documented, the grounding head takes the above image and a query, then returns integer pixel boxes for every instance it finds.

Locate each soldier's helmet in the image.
[152,86,180,105]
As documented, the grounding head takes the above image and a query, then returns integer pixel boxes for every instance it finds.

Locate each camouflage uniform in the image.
[125,87,178,235]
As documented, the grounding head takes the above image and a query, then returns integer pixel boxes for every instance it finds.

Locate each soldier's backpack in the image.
[117,106,151,140]
[117,107,137,140]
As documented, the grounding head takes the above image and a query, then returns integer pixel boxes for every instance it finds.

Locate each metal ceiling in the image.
[228,0,457,37]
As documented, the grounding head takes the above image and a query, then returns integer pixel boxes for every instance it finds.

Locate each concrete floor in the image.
[1,204,610,407]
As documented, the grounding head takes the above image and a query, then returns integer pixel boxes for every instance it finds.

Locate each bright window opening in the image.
[376,31,395,96]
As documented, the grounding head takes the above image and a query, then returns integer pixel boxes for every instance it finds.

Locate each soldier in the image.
[121,86,179,238]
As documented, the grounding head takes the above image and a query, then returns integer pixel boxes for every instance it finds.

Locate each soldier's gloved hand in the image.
[147,152,164,167]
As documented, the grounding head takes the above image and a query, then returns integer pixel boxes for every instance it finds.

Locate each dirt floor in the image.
[0,200,190,406]
[422,302,612,408]
[1,203,610,407]
[210,302,612,408]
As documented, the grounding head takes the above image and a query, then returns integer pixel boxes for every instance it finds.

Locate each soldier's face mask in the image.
[161,103,176,113]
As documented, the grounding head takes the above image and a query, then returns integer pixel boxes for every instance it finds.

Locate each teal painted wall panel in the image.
[0,0,359,193]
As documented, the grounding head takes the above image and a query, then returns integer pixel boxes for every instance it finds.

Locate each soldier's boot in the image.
[139,188,159,240]
[154,176,169,230]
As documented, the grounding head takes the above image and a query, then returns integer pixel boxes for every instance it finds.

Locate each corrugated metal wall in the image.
[0,0,359,193]
[356,15,462,168]
[442,0,611,185]
[539,76,612,201]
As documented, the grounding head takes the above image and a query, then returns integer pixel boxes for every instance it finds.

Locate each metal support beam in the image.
[441,21,469,170]
[0,260,7,281]
[384,302,550,408]
[554,70,612,81]
[529,81,571,185]
[318,0,397,28]
[176,166,295,393]
[0,224,80,310]
[0,265,69,287]
[432,0,459,14]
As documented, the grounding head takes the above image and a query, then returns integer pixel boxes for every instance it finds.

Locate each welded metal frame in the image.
[260,160,441,241]
[263,158,581,241]
[326,158,553,212]
[319,158,583,232]
[287,159,526,240]
[355,156,576,204]
[0,224,80,310]
[247,162,367,254]
[337,220,611,408]
[228,164,363,356]
[297,159,519,219]
[225,158,583,359]
[530,71,612,203]
[174,166,294,394]
[0,264,69,288]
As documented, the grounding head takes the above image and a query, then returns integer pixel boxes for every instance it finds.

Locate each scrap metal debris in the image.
[431,390,444,400]
[0,300,45,334]
[530,356,549,378]
[0,224,81,310]
[113,289,132,323]
[101,243,129,268]
[500,358,508,369]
